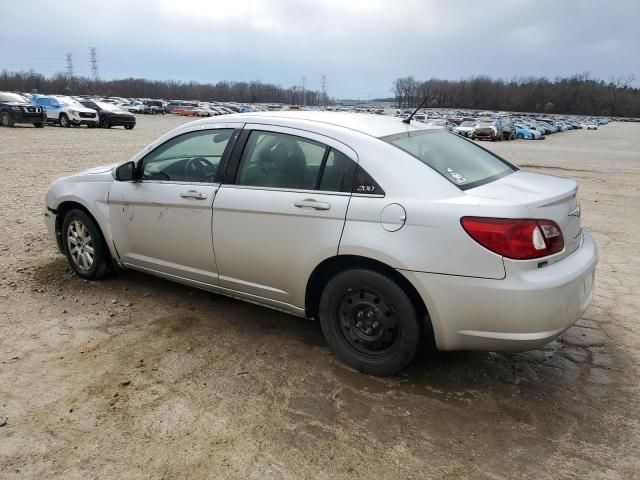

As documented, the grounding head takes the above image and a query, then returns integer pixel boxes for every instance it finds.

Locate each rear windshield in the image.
[382,130,516,190]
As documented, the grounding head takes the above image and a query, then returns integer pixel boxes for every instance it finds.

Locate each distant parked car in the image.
[32,95,98,127]
[472,118,503,141]
[0,91,47,128]
[453,120,477,137]
[513,123,542,140]
[79,100,136,129]
[142,100,165,115]
[500,117,515,140]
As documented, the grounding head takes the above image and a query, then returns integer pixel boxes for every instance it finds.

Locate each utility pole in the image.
[65,53,74,78]
[89,47,99,81]
[321,74,327,107]
[301,75,306,107]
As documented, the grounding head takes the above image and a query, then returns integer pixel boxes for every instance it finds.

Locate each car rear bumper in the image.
[401,231,598,352]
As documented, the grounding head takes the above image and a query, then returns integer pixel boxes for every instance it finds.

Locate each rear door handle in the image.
[294,199,331,211]
[180,190,208,200]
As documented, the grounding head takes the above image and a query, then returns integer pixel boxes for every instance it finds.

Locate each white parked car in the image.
[44,112,597,375]
[31,95,99,127]
[453,120,477,137]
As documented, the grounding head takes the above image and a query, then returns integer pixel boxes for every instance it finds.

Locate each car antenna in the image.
[402,95,430,124]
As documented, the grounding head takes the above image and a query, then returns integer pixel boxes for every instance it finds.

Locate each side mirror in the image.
[115,161,135,181]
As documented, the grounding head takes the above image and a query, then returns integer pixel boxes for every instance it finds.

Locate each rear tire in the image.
[62,209,112,280]
[59,113,70,128]
[125,125,134,130]
[34,121,45,128]
[1,112,15,127]
[318,269,422,376]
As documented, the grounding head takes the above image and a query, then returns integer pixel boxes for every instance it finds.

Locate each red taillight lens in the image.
[460,217,564,259]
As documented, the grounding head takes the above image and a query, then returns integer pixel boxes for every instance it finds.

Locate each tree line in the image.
[392,74,639,117]
[0,70,329,106]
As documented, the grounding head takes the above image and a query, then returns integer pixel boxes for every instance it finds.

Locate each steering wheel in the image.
[184,157,215,182]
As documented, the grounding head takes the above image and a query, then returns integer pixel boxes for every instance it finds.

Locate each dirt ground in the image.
[0,116,639,479]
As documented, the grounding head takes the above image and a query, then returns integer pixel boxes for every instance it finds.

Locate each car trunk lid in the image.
[466,171,582,262]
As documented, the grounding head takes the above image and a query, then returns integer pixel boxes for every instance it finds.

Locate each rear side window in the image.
[237,131,326,190]
[382,130,515,190]
[319,148,356,192]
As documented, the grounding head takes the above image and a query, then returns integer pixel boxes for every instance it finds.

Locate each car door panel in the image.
[108,125,241,285]
[212,124,358,309]
[109,182,219,284]
[213,186,350,305]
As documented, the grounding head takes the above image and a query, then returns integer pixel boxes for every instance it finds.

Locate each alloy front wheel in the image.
[62,209,112,279]
[67,220,95,271]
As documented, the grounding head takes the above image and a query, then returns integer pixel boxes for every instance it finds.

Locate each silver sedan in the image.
[44,112,597,375]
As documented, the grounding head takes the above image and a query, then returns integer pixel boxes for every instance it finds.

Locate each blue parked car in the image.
[514,123,543,140]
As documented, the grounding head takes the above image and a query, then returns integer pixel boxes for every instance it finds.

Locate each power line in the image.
[89,47,98,80]
[65,53,74,78]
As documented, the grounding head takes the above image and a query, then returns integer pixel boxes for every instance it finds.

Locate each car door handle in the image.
[294,199,331,210]
[180,190,208,200]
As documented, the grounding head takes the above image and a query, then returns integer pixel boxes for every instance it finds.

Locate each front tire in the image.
[59,113,70,128]
[319,269,422,376]
[125,124,134,130]
[34,121,45,128]
[1,111,15,127]
[62,209,112,280]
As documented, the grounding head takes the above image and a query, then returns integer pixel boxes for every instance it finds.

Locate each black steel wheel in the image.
[319,269,422,376]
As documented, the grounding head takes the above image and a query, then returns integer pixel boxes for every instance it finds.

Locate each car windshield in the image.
[96,102,124,112]
[0,92,27,102]
[57,97,84,107]
[460,121,476,127]
[382,130,516,190]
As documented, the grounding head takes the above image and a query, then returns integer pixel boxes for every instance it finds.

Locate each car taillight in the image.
[460,217,564,259]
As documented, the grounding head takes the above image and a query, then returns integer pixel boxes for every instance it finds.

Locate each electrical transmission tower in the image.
[321,74,327,107]
[301,75,306,107]
[89,47,99,80]
[65,53,74,78]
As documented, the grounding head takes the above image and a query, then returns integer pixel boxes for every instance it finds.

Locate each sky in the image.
[1,0,638,99]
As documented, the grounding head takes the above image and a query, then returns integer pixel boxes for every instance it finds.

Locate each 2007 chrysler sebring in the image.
[44,112,597,375]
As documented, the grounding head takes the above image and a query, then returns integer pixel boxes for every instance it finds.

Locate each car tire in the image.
[62,209,112,280]
[1,111,15,127]
[34,121,45,128]
[318,269,422,376]
[509,132,516,140]
[125,125,134,130]
[59,113,70,128]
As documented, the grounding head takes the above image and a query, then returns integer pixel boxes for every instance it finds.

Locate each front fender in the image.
[47,180,116,259]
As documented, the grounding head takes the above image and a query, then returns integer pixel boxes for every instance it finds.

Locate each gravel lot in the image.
[1,116,639,479]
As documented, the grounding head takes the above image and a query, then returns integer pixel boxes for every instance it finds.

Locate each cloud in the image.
[1,0,638,98]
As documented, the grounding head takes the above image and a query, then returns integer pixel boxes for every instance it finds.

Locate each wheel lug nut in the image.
[372,322,379,328]
[367,312,373,318]
[357,311,363,318]
[356,322,362,328]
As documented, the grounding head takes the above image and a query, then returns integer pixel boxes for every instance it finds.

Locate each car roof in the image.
[186,111,434,138]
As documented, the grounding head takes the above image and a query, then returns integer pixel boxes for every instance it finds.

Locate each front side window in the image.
[140,129,233,183]
[236,131,327,190]
[383,130,515,190]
